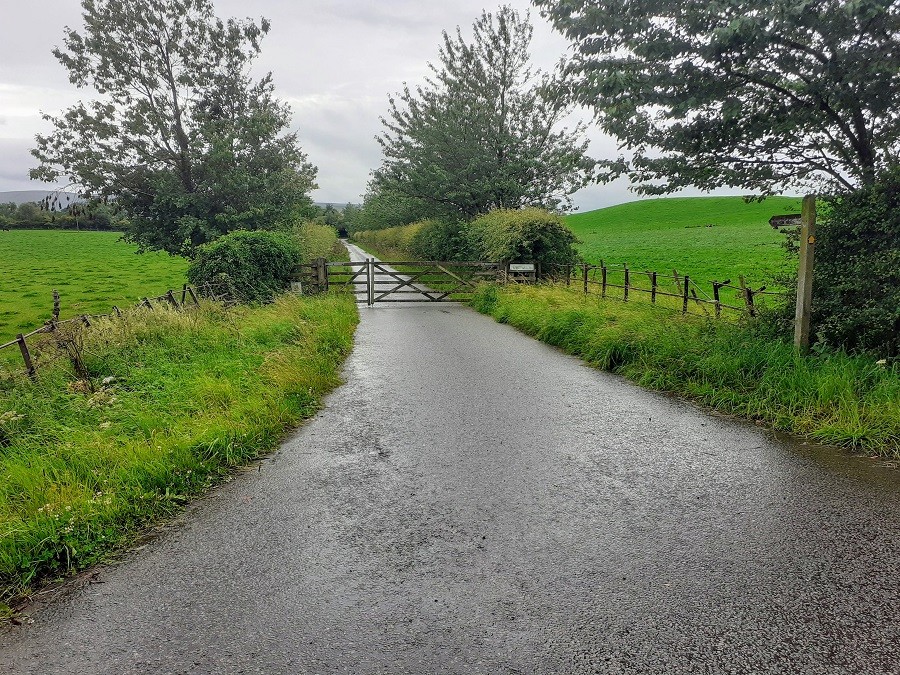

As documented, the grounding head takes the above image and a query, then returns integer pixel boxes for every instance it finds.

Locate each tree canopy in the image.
[534,0,900,195]
[372,5,594,222]
[32,0,317,255]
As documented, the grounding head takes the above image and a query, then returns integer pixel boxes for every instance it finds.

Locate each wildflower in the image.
[876,359,887,367]
[0,411,24,424]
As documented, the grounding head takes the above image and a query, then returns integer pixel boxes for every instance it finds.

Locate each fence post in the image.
[52,290,60,322]
[165,290,179,309]
[81,315,91,327]
[624,263,630,302]
[651,272,657,304]
[181,283,188,306]
[566,265,571,286]
[187,286,200,306]
[713,282,722,318]
[682,275,690,314]
[314,257,329,292]
[739,276,756,317]
[142,297,154,310]
[601,263,607,298]
[535,261,542,281]
[17,334,36,381]
[582,263,589,294]
[794,195,816,351]
[112,305,122,318]
[367,258,375,307]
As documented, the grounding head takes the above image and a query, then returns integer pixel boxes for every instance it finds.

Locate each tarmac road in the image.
[2,247,899,674]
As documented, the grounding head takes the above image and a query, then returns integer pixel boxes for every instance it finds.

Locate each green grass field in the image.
[0,231,188,342]
[566,196,803,286]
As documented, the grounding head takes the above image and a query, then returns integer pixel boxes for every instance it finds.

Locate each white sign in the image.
[509,263,535,272]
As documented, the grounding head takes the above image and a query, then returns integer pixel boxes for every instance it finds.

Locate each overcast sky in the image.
[0,0,741,210]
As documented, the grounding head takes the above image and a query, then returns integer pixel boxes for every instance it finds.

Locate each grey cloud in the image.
[0,0,663,209]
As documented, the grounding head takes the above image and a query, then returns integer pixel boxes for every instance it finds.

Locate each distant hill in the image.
[0,190,80,207]
[564,195,803,285]
[1,193,358,210]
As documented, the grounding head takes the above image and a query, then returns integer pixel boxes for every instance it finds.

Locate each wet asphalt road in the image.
[2,251,900,674]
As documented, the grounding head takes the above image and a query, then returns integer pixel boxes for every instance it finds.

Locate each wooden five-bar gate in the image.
[296,259,519,306]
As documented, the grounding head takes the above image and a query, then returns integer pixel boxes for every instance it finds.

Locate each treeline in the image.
[0,202,123,231]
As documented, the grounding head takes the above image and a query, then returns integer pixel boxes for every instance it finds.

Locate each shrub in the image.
[409,219,475,260]
[292,221,341,263]
[187,230,300,303]
[467,208,579,267]
[353,222,425,258]
[814,173,900,356]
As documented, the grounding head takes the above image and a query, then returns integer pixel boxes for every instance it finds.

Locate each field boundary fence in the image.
[0,280,233,381]
[539,262,788,319]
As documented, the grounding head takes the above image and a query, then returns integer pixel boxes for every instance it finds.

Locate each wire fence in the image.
[541,262,789,318]
[0,280,234,381]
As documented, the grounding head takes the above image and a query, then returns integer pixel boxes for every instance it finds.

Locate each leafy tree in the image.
[813,172,900,355]
[374,5,594,221]
[14,203,49,227]
[350,185,431,234]
[32,0,317,255]
[535,0,900,194]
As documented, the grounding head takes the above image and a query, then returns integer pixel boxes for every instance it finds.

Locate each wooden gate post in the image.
[315,257,329,292]
[624,264,630,302]
[582,263,589,294]
[367,258,375,307]
[794,195,817,351]
[682,275,690,314]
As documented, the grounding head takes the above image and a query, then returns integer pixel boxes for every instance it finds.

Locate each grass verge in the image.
[472,284,900,457]
[0,293,358,614]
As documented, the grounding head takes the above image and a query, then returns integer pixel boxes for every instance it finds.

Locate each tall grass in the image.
[352,222,424,260]
[0,294,358,613]
[292,221,348,262]
[472,284,900,456]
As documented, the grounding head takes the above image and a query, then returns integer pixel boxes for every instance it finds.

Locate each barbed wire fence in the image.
[0,280,236,381]
[540,262,790,319]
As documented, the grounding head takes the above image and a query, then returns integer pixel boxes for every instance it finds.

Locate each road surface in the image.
[2,247,899,673]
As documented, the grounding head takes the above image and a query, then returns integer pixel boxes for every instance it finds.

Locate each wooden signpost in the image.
[794,195,816,351]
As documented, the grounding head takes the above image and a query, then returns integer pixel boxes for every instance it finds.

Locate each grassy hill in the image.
[566,196,803,285]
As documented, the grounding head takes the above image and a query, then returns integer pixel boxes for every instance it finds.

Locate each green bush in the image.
[409,219,474,260]
[468,208,579,266]
[815,173,900,356]
[187,230,300,303]
[353,222,425,258]
[292,221,342,263]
